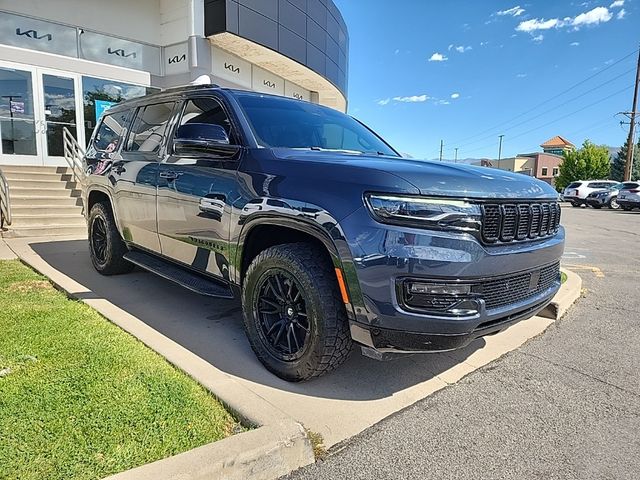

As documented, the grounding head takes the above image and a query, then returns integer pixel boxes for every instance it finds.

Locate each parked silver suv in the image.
[617,182,640,211]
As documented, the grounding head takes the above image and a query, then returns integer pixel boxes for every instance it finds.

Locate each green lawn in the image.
[0,260,240,480]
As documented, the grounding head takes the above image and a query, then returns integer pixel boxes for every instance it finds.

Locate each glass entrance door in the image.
[0,63,83,166]
[40,71,82,164]
[0,65,39,164]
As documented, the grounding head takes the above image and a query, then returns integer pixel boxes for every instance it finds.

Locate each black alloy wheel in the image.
[91,215,109,265]
[254,270,311,361]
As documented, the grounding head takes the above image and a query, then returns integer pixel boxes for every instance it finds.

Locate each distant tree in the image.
[610,138,640,182]
[555,140,611,191]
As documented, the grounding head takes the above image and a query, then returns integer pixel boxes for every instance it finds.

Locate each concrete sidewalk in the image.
[6,235,576,449]
[0,237,16,260]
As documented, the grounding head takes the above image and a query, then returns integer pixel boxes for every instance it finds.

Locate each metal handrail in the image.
[62,126,86,185]
[0,167,11,227]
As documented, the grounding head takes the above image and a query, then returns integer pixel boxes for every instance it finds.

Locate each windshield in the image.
[235,93,399,157]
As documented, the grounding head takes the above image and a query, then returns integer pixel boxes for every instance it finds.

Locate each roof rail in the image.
[160,83,221,94]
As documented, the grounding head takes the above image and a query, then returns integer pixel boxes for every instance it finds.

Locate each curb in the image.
[538,268,582,320]
[5,237,315,480]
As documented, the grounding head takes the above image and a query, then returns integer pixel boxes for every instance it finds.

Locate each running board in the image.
[124,250,234,299]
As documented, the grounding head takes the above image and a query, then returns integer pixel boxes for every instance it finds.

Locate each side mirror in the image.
[173,123,240,158]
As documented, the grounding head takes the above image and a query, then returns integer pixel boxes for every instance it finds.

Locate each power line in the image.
[460,85,633,157]
[448,48,640,147]
[454,66,636,151]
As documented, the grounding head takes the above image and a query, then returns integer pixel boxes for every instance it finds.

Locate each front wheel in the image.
[88,202,133,275]
[608,197,620,210]
[571,202,580,208]
[241,243,352,382]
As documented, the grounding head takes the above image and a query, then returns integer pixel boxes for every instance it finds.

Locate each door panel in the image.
[157,96,240,281]
[42,73,78,158]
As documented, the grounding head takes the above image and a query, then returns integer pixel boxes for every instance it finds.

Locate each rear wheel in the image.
[571,202,580,208]
[608,197,620,210]
[241,243,352,382]
[88,202,133,275]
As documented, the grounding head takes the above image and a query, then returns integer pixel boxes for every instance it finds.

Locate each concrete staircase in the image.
[1,165,86,238]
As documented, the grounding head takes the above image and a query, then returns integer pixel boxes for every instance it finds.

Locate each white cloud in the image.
[497,5,525,16]
[451,93,460,99]
[516,73,528,78]
[393,95,429,103]
[532,34,544,42]
[572,6,612,26]
[515,6,613,33]
[377,99,390,106]
[480,41,489,46]
[456,45,472,53]
[428,52,448,62]
[610,0,624,8]
[435,99,450,105]
[394,49,400,55]
[617,8,626,18]
[516,17,561,32]
[570,41,580,46]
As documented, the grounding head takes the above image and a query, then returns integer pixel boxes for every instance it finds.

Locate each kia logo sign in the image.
[263,80,277,89]
[108,47,137,58]
[224,62,240,73]
[293,93,303,100]
[168,54,186,64]
[16,28,52,41]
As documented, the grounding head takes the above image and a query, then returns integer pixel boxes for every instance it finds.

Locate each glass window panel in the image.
[79,30,161,75]
[0,66,37,156]
[0,12,77,57]
[82,76,157,146]
[87,109,132,157]
[179,98,235,141]
[126,102,175,153]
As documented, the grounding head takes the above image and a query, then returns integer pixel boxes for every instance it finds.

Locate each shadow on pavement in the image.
[31,239,484,402]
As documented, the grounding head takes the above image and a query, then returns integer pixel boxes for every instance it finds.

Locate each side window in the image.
[126,101,176,153]
[90,109,132,154]
[177,97,235,142]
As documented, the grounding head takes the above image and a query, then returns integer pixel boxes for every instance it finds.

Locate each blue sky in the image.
[333,0,639,160]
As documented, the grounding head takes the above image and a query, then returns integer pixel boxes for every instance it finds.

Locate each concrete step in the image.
[4,224,87,238]
[10,195,83,207]
[4,172,74,182]
[12,205,83,216]
[6,179,78,190]
[9,187,81,198]
[11,213,86,227]
[0,165,71,175]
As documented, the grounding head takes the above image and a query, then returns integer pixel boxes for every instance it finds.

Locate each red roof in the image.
[541,135,574,148]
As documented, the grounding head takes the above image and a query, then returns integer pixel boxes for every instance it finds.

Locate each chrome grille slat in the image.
[482,201,560,244]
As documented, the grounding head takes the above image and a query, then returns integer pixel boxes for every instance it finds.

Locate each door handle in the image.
[159,170,183,180]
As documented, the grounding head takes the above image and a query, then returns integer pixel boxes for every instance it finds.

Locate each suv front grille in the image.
[474,262,560,310]
[481,202,560,244]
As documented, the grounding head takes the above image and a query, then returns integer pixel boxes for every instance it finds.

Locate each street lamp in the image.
[497,135,504,169]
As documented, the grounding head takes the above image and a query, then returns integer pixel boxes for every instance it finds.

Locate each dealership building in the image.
[0,0,349,167]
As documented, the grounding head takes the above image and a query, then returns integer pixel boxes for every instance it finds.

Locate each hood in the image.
[272,149,559,200]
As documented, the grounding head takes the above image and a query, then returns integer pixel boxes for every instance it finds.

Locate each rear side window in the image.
[567,182,582,189]
[126,102,176,153]
[587,182,613,189]
[91,109,132,153]
[621,182,639,190]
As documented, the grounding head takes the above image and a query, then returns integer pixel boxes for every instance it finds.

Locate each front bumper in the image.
[339,207,564,354]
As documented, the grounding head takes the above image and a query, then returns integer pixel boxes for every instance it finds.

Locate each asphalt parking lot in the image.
[285,205,640,479]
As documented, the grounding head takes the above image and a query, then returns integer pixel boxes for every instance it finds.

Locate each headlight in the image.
[364,194,481,231]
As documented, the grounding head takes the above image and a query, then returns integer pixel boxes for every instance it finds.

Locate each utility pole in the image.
[497,134,504,169]
[623,46,640,181]
[454,147,458,163]
[439,140,444,161]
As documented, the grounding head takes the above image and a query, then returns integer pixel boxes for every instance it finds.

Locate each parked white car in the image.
[617,181,640,211]
[563,180,619,207]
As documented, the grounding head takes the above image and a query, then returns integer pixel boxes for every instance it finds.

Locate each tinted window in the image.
[126,102,175,153]
[621,182,639,190]
[178,97,234,141]
[89,109,132,153]
[567,182,582,188]
[236,94,398,156]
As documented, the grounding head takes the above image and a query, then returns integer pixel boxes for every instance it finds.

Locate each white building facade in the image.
[0,0,349,166]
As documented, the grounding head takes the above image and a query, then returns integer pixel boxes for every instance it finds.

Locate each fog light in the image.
[408,283,471,296]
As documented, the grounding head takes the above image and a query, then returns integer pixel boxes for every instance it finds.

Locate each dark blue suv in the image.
[83,85,564,381]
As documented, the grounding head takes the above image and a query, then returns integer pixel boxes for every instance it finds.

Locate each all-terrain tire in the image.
[88,202,134,275]
[241,243,352,382]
